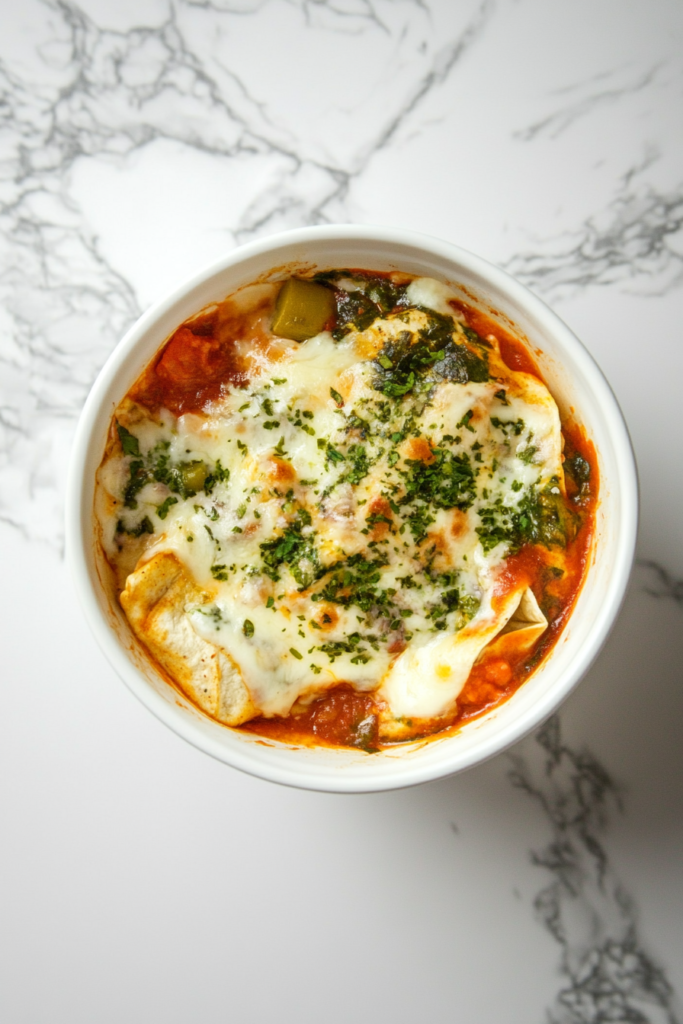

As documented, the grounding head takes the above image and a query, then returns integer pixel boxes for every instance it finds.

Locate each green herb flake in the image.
[518,445,538,465]
[203,459,229,495]
[259,509,322,588]
[456,410,476,433]
[117,422,141,458]
[116,515,153,538]
[491,417,525,437]
[156,495,178,520]
[326,444,346,464]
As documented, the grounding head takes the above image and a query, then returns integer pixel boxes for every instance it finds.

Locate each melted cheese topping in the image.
[97,279,564,731]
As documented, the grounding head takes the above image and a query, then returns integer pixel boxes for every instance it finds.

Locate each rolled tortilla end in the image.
[377,586,547,740]
[120,552,256,726]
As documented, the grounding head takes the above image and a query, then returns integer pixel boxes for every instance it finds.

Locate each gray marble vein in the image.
[1,3,682,1019]
[510,718,680,1024]
[505,51,683,300]
[0,0,681,544]
[638,559,683,606]
[515,64,664,144]
[0,0,495,545]
[505,179,683,300]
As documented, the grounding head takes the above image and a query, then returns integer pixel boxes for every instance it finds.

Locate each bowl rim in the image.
[65,224,638,793]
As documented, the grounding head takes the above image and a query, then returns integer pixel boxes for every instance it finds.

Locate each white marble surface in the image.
[1,1,682,1021]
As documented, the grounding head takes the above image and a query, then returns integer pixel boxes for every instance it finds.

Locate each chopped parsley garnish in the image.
[324,443,345,464]
[491,417,524,436]
[156,495,178,520]
[456,410,475,432]
[121,439,227,510]
[518,444,538,465]
[313,554,392,614]
[116,515,153,538]
[343,443,370,485]
[117,422,141,457]
[315,632,373,664]
[259,508,321,588]
[401,447,477,513]
[197,605,224,628]
[204,459,229,495]
[426,585,462,626]
[404,505,436,543]
[243,619,255,638]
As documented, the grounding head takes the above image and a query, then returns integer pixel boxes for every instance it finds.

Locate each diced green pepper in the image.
[181,460,208,495]
[271,278,335,342]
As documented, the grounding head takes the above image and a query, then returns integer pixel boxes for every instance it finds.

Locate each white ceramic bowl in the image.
[66,225,637,793]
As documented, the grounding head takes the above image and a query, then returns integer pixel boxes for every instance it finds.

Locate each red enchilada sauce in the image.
[245,303,598,752]
[120,275,598,753]
[129,302,271,415]
[244,424,597,752]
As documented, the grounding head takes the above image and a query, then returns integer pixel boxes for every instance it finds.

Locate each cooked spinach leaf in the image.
[476,483,574,554]
[371,312,489,399]
[312,272,409,340]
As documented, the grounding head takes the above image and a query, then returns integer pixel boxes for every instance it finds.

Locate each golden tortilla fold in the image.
[120,552,256,726]
[377,587,548,741]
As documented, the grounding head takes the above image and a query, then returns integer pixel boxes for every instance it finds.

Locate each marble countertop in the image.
[1,1,682,1021]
